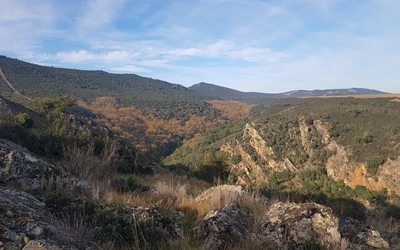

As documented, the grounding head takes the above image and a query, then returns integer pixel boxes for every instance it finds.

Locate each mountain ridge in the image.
[190,82,388,102]
[0,56,388,105]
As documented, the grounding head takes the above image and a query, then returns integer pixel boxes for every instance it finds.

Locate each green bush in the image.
[196,152,229,183]
[366,157,386,174]
[14,112,34,128]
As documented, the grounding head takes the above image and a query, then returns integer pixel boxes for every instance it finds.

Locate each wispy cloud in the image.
[55,50,140,63]
[78,0,128,29]
[169,40,289,63]
[111,65,149,73]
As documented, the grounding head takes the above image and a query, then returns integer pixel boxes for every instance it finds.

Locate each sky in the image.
[1,0,399,93]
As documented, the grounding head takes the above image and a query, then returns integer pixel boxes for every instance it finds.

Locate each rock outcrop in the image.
[0,187,80,249]
[193,204,251,250]
[132,206,184,241]
[0,138,91,194]
[193,186,389,250]
[257,202,340,248]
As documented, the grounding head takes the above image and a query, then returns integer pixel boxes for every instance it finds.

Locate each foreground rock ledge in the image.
[193,195,390,250]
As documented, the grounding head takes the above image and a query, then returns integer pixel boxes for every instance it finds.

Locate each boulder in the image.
[257,202,340,248]
[132,206,184,241]
[0,187,77,249]
[0,138,91,194]
[193,204,251,250]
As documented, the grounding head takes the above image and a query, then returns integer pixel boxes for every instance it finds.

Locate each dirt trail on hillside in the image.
[0,68,31,100]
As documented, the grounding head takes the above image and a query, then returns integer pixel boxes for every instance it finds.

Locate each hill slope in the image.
[0,56,216,108]
[0,56,252,157]
[165,96,400,195]
[189,82,273,103]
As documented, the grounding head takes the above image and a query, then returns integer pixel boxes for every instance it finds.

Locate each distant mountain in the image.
[189,82,257,99]
[189,82,274,103]
[274,88,388,98]
[190,82,387,101]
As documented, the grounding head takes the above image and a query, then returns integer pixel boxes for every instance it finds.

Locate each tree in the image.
[31,96,75,119]
[196,152,230,183]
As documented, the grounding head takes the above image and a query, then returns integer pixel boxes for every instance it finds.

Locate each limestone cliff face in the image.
[221,119,400,195]
[221,139,268,185]
[221,123,298,185]
[312,120,400,195]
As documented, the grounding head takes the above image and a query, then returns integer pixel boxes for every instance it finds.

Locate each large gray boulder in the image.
[0,138,90,194]
[0,187,81,249]
[257,202,340,248]
[193,204,251,250]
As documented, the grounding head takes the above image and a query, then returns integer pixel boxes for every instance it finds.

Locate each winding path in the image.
[0,68,31,100]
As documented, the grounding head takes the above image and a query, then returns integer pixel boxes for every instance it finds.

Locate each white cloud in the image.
[55,50,140,63]
[111,65,149,73]
[79,0,128,29]
[169,40,289,63]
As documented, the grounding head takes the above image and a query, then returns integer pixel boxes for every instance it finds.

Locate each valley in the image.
[1,55,399,249]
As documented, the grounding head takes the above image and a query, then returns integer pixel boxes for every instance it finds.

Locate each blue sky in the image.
[1,0,399,93]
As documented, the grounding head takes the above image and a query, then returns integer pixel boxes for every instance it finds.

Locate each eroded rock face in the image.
[193,204,251,250]
[257,202,340,248]
[0,138,91,194]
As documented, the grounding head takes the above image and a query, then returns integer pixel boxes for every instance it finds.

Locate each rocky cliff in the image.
[221,119,400,195]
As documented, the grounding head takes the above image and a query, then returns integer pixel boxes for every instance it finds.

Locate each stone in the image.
[257,202,340,248]
[132,206,184,241]
[0,187,75,249]
[193,204,251,250]
[0,138,91,194]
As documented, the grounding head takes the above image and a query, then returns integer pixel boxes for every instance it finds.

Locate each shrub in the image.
[14,112,34,128]
[366,157,386,174]
[196,152,229,183]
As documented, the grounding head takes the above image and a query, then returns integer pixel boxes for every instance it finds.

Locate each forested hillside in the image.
[0,56,255,156]
[165,97,400,216]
